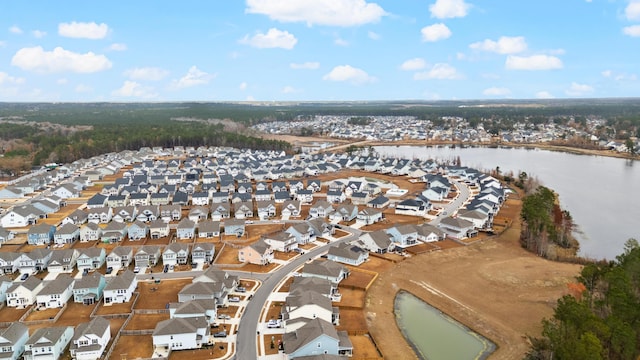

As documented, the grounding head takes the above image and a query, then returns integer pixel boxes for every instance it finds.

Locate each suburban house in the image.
[188,206,209,223]
[176,218,197,240]
[76,248,106,271]
[6,276,44,308]
[385,224,419,247]
[356,208,384,225]
[106,246,134,270]
[223,219,245,237]
[73,272,106,305]
[329,204,358,222]
[48,249,78,273]
[112,206,137,223]
[85,207,112,224]
[283,318,352,358]
[290,277,339,302]
[163,243,191,266]
[367,195,390,209]
[301,260,349,285]
[27,223,56,246]
[233,201,254,219]
[191,191,210,206]
[69,316,111,360]
[160,204,182,222]
[0,322,29,360]
[127,221,149,240]
[101,221,128,243]
[136,205,159,222]
[191,243,215,265]
[53,223,80,245]
[395,198,428,217]
[0,275,13,303]
[18,249,52,274]
[197,219,220,239]
[456,209,490,229]
[281,200,301,219]
[149,219,170,239]
[309,201,334,218]
[0,252,20,274]
[23,326,74,360]
[168,299,217,325]
[358,230,395,254]
[263,231,299,253]
[326,243,369,266]
[62,209,88,225]
[152,316,209,352]
[415,223,445,243]
[79,222,102,242]
[285,223,315,245]
[210,203,231,221]
[256,200,277,220]
[191,267,239,306]
[238,239,274,265]
[438,216,477,239]
[35,274,75,309]
[177,282,219,303]
[283,290,339,329]
[326,190,346,204]
[135,245,162,268]
[103,270,137,305]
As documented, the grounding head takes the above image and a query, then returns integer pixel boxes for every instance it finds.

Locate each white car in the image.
[267,319,282,328]
[133,266,140,273]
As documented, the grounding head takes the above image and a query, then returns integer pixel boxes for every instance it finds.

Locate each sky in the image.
[1,0,639,102]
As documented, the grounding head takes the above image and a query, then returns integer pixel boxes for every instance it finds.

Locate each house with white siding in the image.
[23,326,74,360]
[103,270,137,305]
[69,316,111,360]
[36,274,75,309]
[48,249,78,273]
[106,246,134,270]
[163,243,190,266]
[0,322,29,360]
[326,242,369,266]
[152,317,209,352]
[76,248,106,271]
[6,276,44,308]
[191,243,215,265]
[79,222,102,242]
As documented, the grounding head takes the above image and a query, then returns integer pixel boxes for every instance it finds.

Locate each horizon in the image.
[1,1,640,102]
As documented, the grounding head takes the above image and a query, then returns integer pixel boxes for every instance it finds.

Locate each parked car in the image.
[236,287,246,293]
[20,273,29,281]
[218,314,231,320]
[267,319,282,328]
[229,296,240,302]
[213,331,227,338]
[106,267,113,275]
[133,266,140,273]
[163,265,169,273]
[82,268,89,276]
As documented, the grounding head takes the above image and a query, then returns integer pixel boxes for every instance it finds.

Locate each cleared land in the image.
[364,196,582,359]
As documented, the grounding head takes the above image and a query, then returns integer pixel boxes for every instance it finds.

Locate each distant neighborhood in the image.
[0,145,508,360]
[253,114,640,153]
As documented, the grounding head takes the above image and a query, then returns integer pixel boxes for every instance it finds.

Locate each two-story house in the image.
[103,270,137,306]
[69,316,111,360]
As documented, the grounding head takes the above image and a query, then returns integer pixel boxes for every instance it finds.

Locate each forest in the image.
[527,239,640,360]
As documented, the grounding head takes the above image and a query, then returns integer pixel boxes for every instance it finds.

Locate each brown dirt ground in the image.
[56,302,97,326]
[168,343,229,360]
[341,269,377,289]
[125,313,170,330]
[0,306,29,322]
[337,308,368,332]
[337,288,366,308]
[350,334,383,359]
[261,334,283,356]
[364,196,582,360]
[110,334,153,360]
[25,307,60,321]
[264,302,283,321]
[95,300,133,316]
[134,279,192,310]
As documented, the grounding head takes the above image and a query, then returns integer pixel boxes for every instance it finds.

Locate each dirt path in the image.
[364,198,582,359]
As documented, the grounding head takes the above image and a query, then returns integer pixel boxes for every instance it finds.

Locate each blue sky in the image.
[1,0,639,102]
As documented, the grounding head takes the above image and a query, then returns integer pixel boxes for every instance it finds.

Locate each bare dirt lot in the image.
[110,334,153,360]
[364,197,582,359]
[135,279,192,310]
[350,334,383,359]
[126,313,170,330]
[169,343,230,360]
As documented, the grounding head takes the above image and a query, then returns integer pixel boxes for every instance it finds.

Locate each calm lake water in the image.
[376,145,640,260]
[395,291,495,360]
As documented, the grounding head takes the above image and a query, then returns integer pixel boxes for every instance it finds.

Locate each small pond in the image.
[395,291,495,359]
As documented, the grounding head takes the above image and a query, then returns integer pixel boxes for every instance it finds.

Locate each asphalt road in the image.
[428,179,471,226]
[233,227,361,360]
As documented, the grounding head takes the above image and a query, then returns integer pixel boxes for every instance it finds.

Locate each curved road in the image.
[233,227,361,360]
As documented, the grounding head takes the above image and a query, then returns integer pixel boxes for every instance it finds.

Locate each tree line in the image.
[527,239,640,360]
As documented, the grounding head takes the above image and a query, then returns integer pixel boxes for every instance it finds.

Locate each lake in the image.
[376,145,640,260]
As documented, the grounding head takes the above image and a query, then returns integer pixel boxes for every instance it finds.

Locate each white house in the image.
[0,322,29,360]
[6,276,44,308]
[35,274,75,309]
[23,326,74,360]
[152,317,210,352]
[69,316,111,360]
[103,270,137,305]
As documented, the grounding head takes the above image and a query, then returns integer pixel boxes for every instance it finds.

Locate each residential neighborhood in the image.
[0,144,508,360]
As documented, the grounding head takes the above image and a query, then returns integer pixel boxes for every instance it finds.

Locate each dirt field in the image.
[337,307,368,332]
[25,307,60,321]
[95,300,133,315]
[264,301,283,321]
[56,302,97,326]
[110,334,153,360]
[261,334,283,356]
[169,343,229,360]
[341,269,376,290]
[126,313,170,330]
[337,288,366,308]
[134,279,192,310]
[0,306,29,322]
[350,334,383,359]
[364,196,582,359]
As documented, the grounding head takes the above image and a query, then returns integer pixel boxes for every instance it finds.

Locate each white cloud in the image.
[323,65,376,85]
[0,72,25,85]
[602,70,612,78]
[172,66,215,88]
[56,78,68,85]
[414,63,462,80]
[11,46,112,73]
[240,28,297,49]
[239,82,248,90]
[109,43,127,51]
[505,55,563,70]
[246,95,256,101]
[58,21,109,39]
[282,85,300,93]
[112,80,157,98]
[334,38,349,46]
[623,25,640,37]
[601,70,637,81]
[482,87,511,97]
[245,0,386,27]
[0,41,5,47]
[32,30,47,38]
[565,82,594,96]
[368,31,380,40]
[75,84,93,93]
[469,36,527,54]
[429,0,471,19]
[9,26,23,34]
[535,91,554,99]
[400,58,427,71]
[124,67,169,81]
[290,62,320,70]
[625,1,640,21]
[421,23,451,42]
